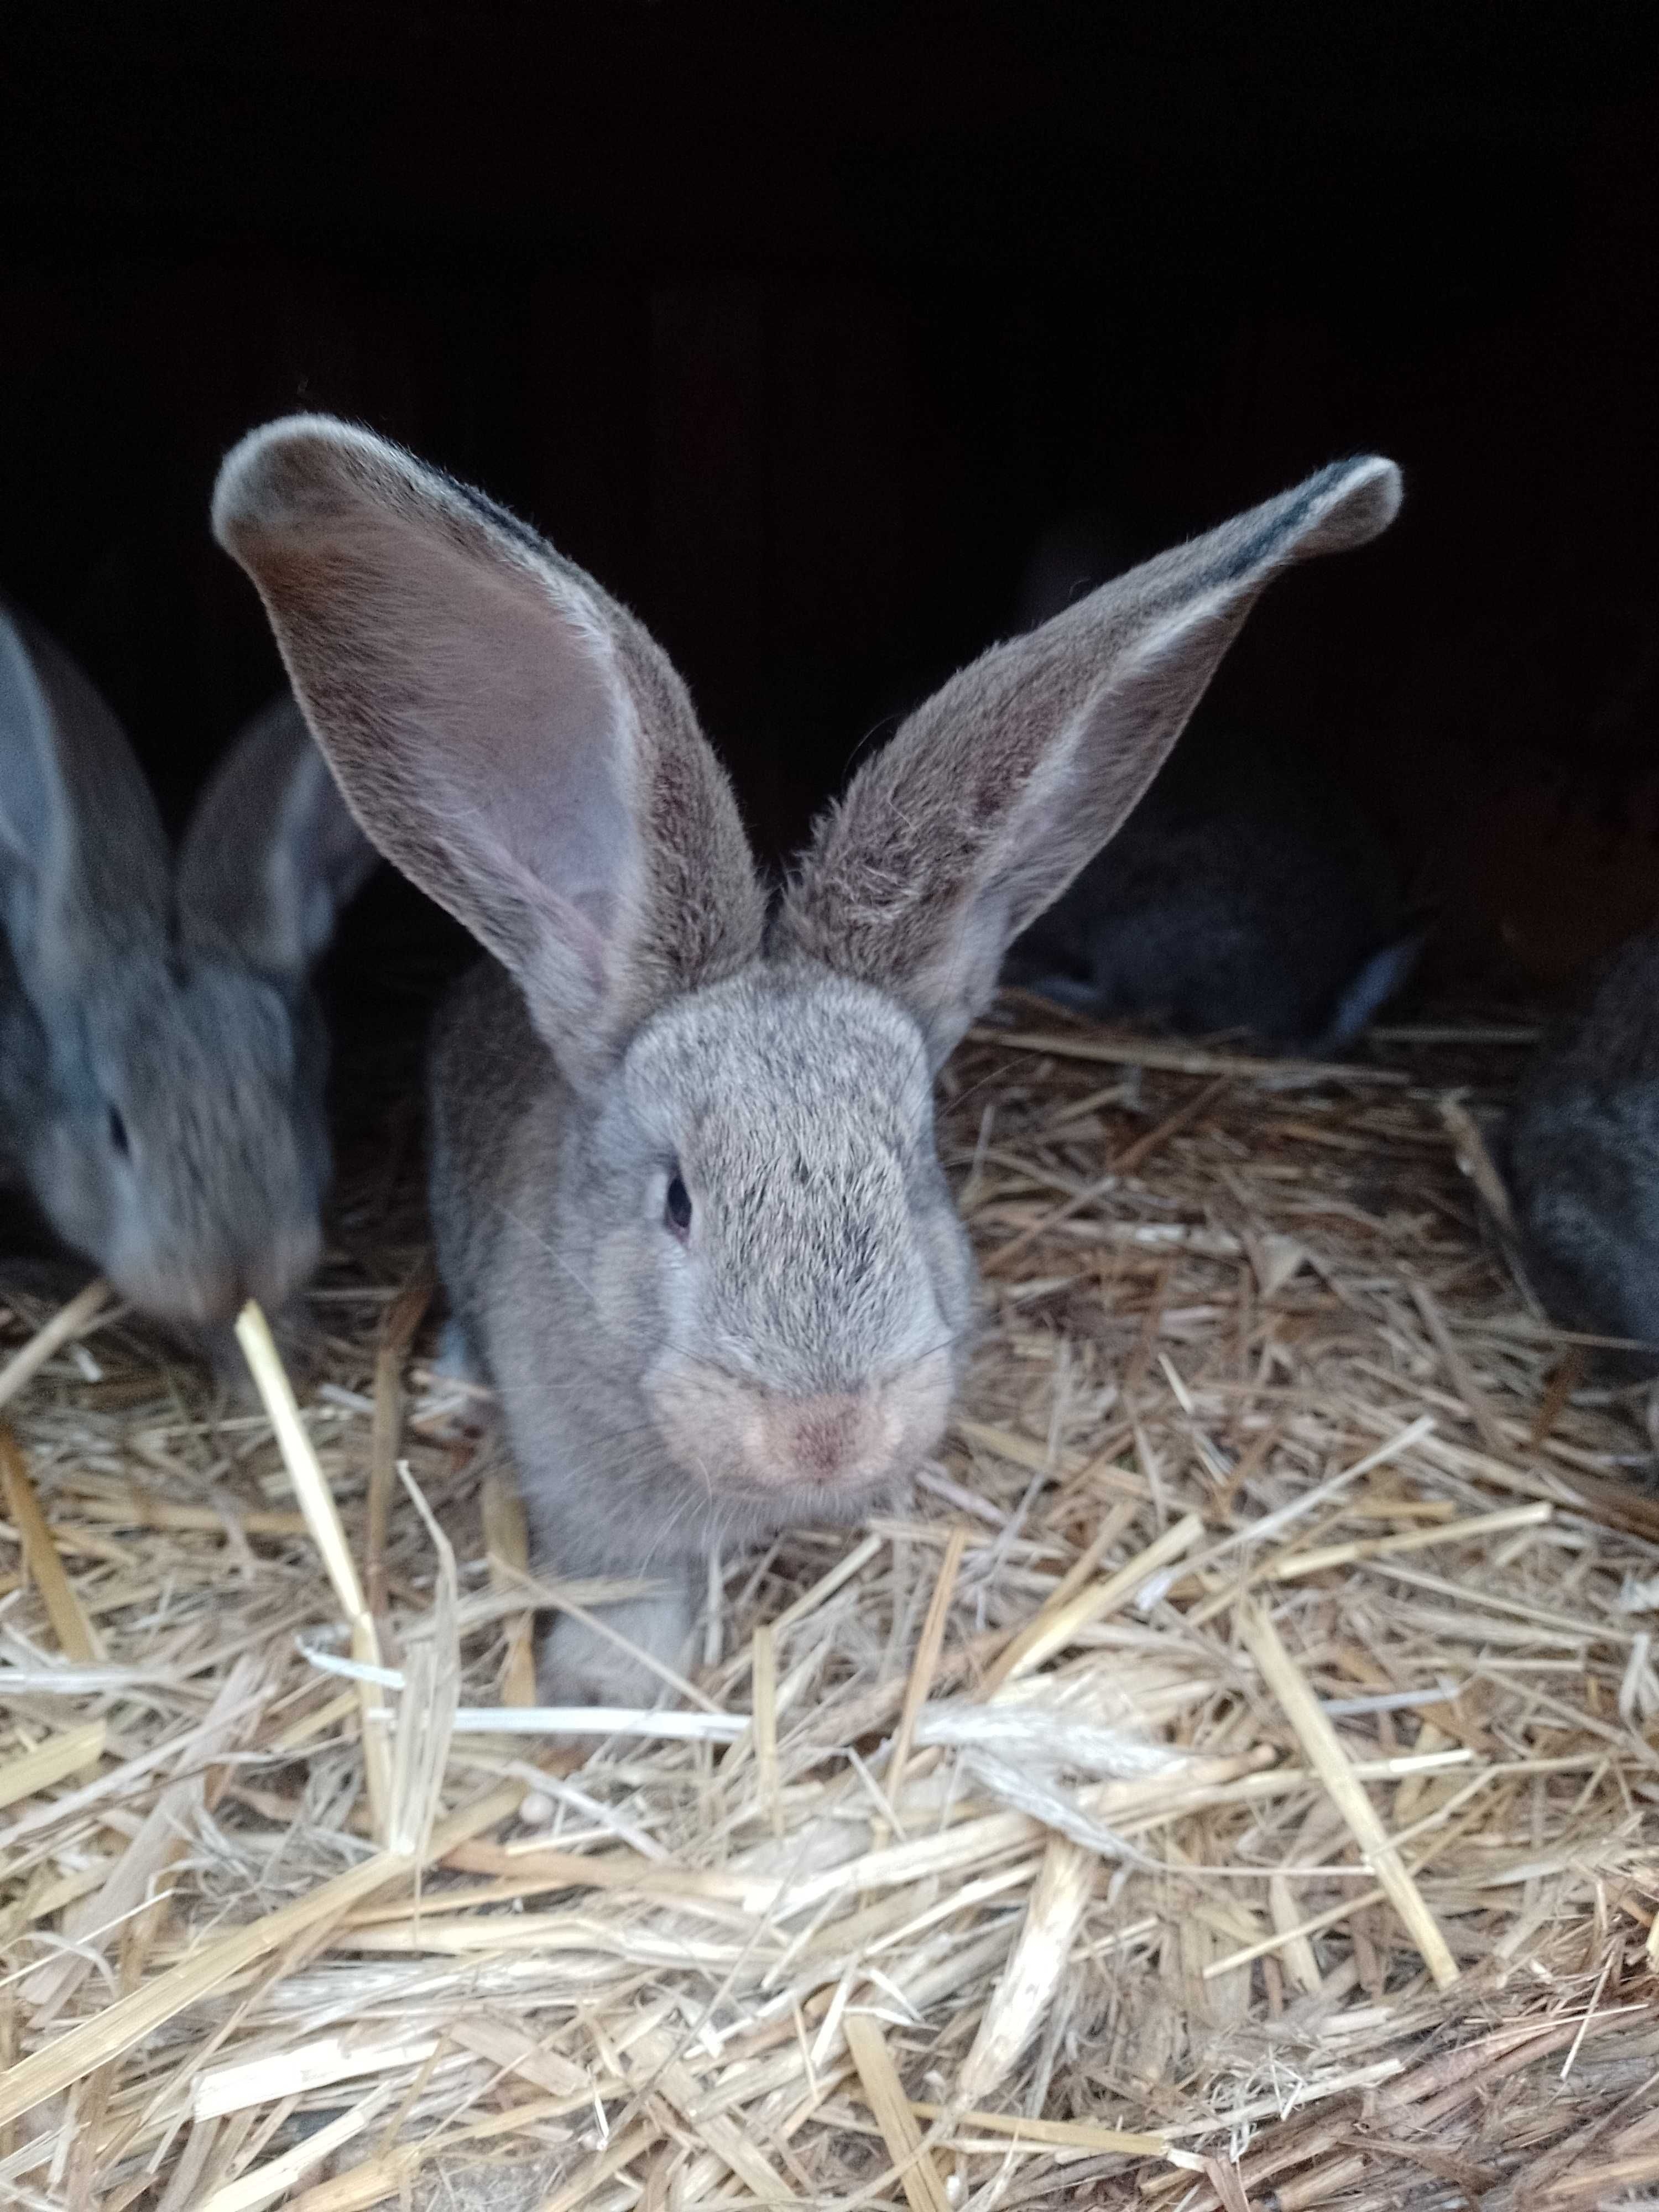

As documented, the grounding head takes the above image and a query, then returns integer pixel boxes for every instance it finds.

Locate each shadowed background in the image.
[4,3,1658,1027]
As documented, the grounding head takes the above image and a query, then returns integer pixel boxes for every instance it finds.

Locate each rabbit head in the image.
[0,612,375,1334]
[567,959,971,1519]
[212,420,1399,1639]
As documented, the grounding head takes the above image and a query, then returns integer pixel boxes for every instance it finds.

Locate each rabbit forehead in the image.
[92,956,295,1103]
[622,966,933,1151]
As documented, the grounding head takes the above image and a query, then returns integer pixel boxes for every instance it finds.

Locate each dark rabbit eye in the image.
[107,1105,131,1157]
[664,1171,692,1238]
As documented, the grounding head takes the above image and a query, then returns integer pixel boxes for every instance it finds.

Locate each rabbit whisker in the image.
[894,1328,967,1370]
[489,1196,602,1308]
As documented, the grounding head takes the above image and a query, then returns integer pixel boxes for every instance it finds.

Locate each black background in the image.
[5,4,1658,996]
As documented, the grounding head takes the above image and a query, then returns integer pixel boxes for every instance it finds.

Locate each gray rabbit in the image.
[1506,925,1659,1370]
[213,416,1400,1703]
[0,608,376,1355]
[1002,521,1423,1053]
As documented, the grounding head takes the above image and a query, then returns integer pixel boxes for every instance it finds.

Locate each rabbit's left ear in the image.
[779,458,1401,1068]
[212,415,766,1092]
[178,695,378,979]
[0,608,171,1000]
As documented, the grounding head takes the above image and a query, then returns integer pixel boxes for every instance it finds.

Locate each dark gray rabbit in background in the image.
[213,416,1400,1704]
[1506,925,1659,1371]
[0,607,377,1357]
[1001,517,1425,1053]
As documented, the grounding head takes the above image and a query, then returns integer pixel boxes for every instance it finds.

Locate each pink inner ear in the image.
[224,420,766,1073]
[293,511,643,1011]
[372,540,637,916]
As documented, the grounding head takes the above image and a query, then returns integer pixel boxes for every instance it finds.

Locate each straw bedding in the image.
[1,1001,1657,2211]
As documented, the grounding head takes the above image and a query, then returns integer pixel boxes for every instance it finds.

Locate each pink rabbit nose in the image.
[210,1226,323,1327]
[253,1222,324,1314]
[117,1226,320,1332]
[195,1266,248,1328]
[785,1394,865,1481]
[115,1261,241,1328]
[752,1390,902,1490]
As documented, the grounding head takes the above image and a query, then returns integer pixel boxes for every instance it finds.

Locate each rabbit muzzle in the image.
[113,1219,323,1329]
[648,1350,954,1501]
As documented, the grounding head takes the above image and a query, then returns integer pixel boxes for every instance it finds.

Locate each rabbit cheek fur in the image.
[431,959,971,1704]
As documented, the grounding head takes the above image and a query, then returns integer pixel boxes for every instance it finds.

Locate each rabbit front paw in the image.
[535,1592,696,1713]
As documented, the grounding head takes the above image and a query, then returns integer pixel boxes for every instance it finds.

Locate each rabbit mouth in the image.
[109,1222,322,1332]
[645,1356,952,1501]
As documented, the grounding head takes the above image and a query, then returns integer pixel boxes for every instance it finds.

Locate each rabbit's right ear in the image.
[0,609,171,1000]
[211,418,765,1086]
[178,695,378,980]
[779,458,1402,1067]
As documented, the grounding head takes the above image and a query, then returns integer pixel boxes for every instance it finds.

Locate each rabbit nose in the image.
[774,1393,873,1484]
[114,1262,242,1329]
[196,1267,248,1328]
[251,1223,323,1314]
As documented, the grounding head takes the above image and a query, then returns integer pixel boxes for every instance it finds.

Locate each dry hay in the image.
[1,1001,1657,2212]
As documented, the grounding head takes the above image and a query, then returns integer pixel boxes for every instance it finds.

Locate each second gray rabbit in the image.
[213,417,1400,1705]
[1002,523,1423,1052]
[1506,925,1659,1370]
[0,608,376,1353]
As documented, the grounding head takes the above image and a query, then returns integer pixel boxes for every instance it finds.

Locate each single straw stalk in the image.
[481,1473,536,1708]
[885,1521,968,1806]
[0,1722,105,1811]
[979,1510,1204,1693]
[844,2011,951,2212]
[235,1298,394,1841]
[365,1259,433,1621]
[957,1832,1097,2102]
[1240,1599,1460,1989]
[965,1025,1408,1085]
[1,1426,103,1665]
[0,1277,112,1412]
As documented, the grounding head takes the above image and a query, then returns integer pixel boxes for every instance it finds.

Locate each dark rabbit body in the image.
[1004,720,1423,1051]
[0,607,375,1342]
[1003,523,1421,1052]
[215,418,1400,1702]
[1507,925,1659,1366]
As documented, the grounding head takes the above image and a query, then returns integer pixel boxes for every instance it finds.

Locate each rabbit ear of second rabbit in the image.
[0,606,373,1336]
[178,693,378,980]
[779,457,1402,1066]
[211,418,767,1091]
[0,607,173,1000]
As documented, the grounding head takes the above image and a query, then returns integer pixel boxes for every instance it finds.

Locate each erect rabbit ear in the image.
[0,608,170,1001]
[178,694,377,980]
[778,457,1402,1068]
[211,416,765,1086]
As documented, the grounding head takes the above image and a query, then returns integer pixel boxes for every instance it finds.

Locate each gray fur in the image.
[1506,926,1659,1369]
[426,960,968,1696]
[213,418,1400,1702]
[0,606,375,1339]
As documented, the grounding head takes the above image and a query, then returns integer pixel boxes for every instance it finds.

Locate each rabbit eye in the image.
[107,1105,131,1159]
[664,1171,692,1238]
